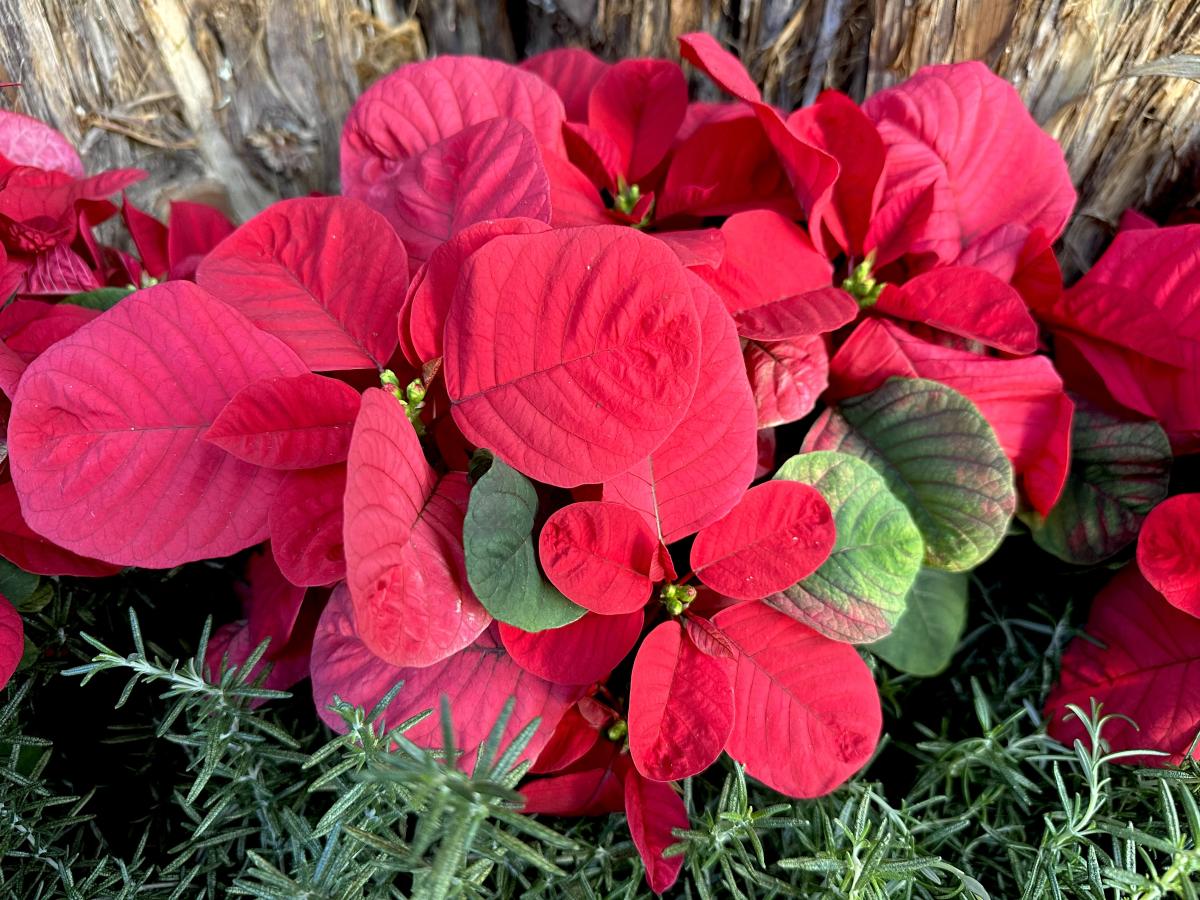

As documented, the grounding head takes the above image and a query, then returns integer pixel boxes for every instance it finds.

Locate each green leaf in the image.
[1022,397,1170,565]
[772,451,924,643]
[0,558,39,606]
[868,569,968,676]
[15,582,53,615]
[803,378,1015,572]
[463,458,584,631]
[62,286,136,311]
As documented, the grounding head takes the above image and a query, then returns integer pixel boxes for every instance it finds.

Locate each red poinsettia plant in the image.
[0,31,1196,895]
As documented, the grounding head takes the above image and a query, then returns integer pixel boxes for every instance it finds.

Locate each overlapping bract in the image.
[12,34,1200,898]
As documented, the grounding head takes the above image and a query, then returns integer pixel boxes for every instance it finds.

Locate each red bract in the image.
[166,201,236,281]
[312,585,578,769]
[788,91,886,259]
[829,318,1073,515]
[1046,566,1200,764]
[871,267,1038,355]
[0,338,25,398]
[20,242,100,295]
[8,281,307,567]
[690,480,836,601]
[657,113,798,221]
[121,197,169,278]
[624,767,689,892]
[123,197,235,283]
[444,225,701,488]
[862,61,1074,269]
[522,702,689,893]
[677,33,838,216]
[340,56,566,203]
[628,620,734,781]
[696,210,854,338]
[371,117,552,265]
[529,698,611,774]
[499,610,644,685]
[269,464,347,587]
[207,616,314,696]
[519,49,609,123]
[205,550,321,696]
[712,602,881,797]
[0,592,21,691]
[603,276,756,542]
[1137,495,1200,617]
[0,109,84,176]
[522,739,627,816]
[399,216,550,366]
[744,335,829,428]
[343,389,488,667]
[205,373,362,469]
[241,549,308,650]
[0,480,119,577]
[197,197,409,371]
[1031,223,1200,451]
[587,60,687,186]
[538,501,662,615]
[0,300,98,362]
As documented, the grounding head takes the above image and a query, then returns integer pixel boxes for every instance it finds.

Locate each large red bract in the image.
[343,390,489,667]
[197,197,409,371]
[444,226,702,488]
[7,282,307,568]
[603,277,757,542]
[712,602,882,797]
[380,117,552,265]
[628,620,734,782]
[862,60,1075,266]
[312,585,578,769]
[1047,567,1200,764]
[340,55,567,202]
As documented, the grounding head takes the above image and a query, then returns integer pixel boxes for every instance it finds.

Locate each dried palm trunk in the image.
[1,0,1196,272]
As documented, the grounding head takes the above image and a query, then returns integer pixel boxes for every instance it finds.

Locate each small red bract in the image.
[0,592,24,691]
[539,501,661,615]
[1137,495,1200,617]
[499,609,644,685]
[343,389,489,667]
[205,373,362,470]
[691,480,836,600]
[627,620,734,782]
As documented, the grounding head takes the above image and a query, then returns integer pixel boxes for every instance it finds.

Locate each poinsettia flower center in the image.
[380,368,427,434]
[659,582,697,615]
[606,718,628,742]
[613,177,641,216]
[842,254,886,308]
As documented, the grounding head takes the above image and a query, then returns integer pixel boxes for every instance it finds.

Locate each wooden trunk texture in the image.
[1,0,1196,272]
